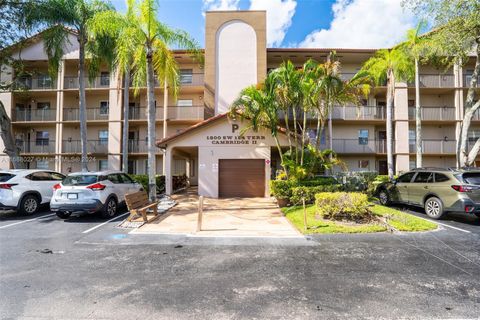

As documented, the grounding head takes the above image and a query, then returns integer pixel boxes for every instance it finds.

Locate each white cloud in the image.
[249,0,297,47]
[300,0,416,49]
[202,0,240,12]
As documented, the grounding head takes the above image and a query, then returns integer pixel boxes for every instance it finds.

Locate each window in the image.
[28,172,51,181]
[0,173,15,182]
[409,129,416,144]
[35,131,49,146]
[100,72,110,86]
[36,160,49,170]
[100,101,109,115]
[37,74,51,88]
[179,69,193,84]
[435,173,450,182]
[37,102,50,110]
[99,131,108,145]
[413,172,433,183]
[177,99,193,107]
[127,160,136,174]
[461,173,480,185]
[397,172,415,183]
[98,159,108,171]
[120,173,134,184]
[358,160,369,169]
[107,174,121,184]
[63,175,99,186]
[358,129,368,145]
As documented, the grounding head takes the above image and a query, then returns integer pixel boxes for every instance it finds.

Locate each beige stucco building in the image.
[1,10,479,198]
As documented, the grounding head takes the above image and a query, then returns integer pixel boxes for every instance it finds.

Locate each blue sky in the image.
[111,0,419,49]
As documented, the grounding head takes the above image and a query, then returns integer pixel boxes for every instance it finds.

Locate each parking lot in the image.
[0,206,479,319]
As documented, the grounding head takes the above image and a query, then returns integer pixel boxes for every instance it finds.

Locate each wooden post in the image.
[303,197,307,233]
[196,195,204,232]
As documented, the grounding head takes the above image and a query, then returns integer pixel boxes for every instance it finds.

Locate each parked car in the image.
[50,171,143,219]
[376,167,480,220]
[0,169,66,215]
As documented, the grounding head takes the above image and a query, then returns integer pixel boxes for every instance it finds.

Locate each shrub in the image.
[298,176,339,187]
[315,192,370,220]
[290,185,342,205]
[130,174,166,193]
[270,180,295,199]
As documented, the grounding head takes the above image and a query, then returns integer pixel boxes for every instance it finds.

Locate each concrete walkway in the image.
[133,188,301,237]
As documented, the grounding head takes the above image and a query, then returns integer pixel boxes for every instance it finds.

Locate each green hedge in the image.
[290,185,342,205]
[130,175,165,193]
[315,192,370,220]
[270,178,342,201]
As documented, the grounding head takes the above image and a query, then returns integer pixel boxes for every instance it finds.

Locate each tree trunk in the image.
[292,105,299,164]
[274,135,287,178]
[415,58,422,168]
[146,50,157,201]
[300,107,307,165]
[162,76,168,175]
[328,110,333,151]
[466,136,480,166]
[386,70,395,181]
[459,41,480,167]
[122,70,130,173]
[0,101,23,168]
[283,110,293,154]
[315,112,321,150]
[78,35,88,172]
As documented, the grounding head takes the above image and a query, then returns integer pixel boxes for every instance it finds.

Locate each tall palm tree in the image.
[362,49,414,180]
[89,0,200,201]
[25,0,113,172]
[404,22,427,168]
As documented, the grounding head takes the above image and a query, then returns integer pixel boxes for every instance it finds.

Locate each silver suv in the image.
[50,171,142,219]
[0,170,66,215]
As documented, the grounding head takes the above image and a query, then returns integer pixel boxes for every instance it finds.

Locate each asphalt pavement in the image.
[0,206,479,319]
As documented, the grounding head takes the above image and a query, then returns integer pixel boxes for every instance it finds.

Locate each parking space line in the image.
[435,221,471,233]
[82,212,129,234]
[0,213,56,230]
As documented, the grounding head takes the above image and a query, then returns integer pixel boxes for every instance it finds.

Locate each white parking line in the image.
[0,213,56,230]
[82,212,129,234]
[435,221,471,233]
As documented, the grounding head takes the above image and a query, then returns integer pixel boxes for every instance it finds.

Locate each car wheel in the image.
[101,197,117,218]
[19,194,40,215]
[56,212,71,219]
[424,197,445,220]
[378,190,390,206]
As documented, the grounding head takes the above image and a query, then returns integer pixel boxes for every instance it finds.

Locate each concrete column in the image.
[55,60,65,172]
[0,91,13,170]
[165,147,172,195]
[108,71,122,170]
[454,63,464,167]
[394,82,410,173]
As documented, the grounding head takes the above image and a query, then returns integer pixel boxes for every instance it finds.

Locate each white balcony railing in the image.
[407,106,456,121]
[13,109,56,122]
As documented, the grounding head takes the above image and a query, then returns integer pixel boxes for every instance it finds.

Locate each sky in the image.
[111,0,421,49]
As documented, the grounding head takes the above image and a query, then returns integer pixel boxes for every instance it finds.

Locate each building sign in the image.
[206,135,266,145]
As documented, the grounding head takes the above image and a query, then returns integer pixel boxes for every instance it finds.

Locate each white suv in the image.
[0,170,66,215]
[50,171,143,219]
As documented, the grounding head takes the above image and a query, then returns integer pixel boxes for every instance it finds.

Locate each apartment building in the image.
[1,10,479,198]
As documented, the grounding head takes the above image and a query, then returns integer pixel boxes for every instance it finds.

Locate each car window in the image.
[0,173,15,182]
[47,172,65,181]
[461,173,480,185]
[120,173,134,184]
[434,173,450,182]
[413,172,433,183]
[63,175,99,186]
[29,172,52,181]
[397,172,415,183]
[107,174,121,184]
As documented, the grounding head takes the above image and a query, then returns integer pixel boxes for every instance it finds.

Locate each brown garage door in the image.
[219,159,265,198]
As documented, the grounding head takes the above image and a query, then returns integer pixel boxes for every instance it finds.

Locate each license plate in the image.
[67,193,78,200]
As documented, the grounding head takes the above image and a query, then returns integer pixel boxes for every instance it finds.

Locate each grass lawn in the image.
[282,204,437,234]
[371,205,437,232]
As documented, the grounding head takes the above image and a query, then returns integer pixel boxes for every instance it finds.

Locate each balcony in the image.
[463,75,480,87]
[318,139,388,154]
[62,140,108,153]
[407,106,456,121]
[17,140,55,154]
[332,106,385,120]
[408,74,455,88]
[128,139,148,153]
[13,109,56,122]
[128,106,204,121]
[64,76,110,89]
[63,108,110,121]
[409,140,456,154]
[13,76,56,90]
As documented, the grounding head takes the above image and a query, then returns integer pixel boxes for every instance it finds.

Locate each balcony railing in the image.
[332,106,385,120]
[129,106,204,120]
[62,140,108,153]
[64,76,110,89]
[463,75,480,87]
[407,106,456,121]
[409,139,456,154]
[318,139,388,154]
[63,108,109,121]
[408,74,455,88]
[13,76,56,90]
[17,140,55,154]
[13,109,56,122]
[128,139,148,153]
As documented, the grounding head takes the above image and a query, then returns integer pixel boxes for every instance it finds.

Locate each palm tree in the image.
[362,49,414,180]
[89,0,200,201]
[404,22,427,168]
[26,0,113,172]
